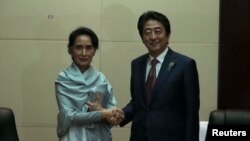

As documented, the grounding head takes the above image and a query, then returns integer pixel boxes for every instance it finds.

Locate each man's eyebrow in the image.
[74,45,82,47]
[154,27,162,30]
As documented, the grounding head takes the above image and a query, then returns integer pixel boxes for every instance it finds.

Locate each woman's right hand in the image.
[86,93,124,126]
[101,108,124,126]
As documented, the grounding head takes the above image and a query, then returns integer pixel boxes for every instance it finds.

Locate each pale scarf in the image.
[55,63,116,141]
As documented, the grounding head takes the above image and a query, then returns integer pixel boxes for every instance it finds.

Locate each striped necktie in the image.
[145,58,158,104]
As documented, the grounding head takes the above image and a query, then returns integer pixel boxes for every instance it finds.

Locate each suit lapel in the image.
[137,54,148,107]
[149,49,176,105]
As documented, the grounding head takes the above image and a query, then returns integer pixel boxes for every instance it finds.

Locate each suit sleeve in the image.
[183,59,200,141]
[120,61,136,126]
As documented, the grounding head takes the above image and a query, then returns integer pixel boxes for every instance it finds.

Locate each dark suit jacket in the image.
[120,48,200,141]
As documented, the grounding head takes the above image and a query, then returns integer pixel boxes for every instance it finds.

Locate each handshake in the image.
[101,108,124,126]
[86,95,124,126]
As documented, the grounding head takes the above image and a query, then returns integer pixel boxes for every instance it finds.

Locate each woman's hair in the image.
[68,27,99,49]
[137,11,171,38]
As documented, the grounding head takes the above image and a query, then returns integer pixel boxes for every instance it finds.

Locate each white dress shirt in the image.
[145,47,169,82]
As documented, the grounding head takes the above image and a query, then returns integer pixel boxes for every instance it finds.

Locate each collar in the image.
[148,47,169,63]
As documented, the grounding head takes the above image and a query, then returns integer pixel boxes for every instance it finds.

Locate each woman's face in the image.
[69,35,96,71]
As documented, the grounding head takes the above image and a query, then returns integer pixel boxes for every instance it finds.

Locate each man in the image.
[120,11,200,141]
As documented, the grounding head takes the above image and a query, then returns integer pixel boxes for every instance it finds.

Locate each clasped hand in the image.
[86,94,124,126]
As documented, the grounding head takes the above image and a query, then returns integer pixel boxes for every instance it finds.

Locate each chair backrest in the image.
[0,107,19,141]
[205,110,250,141]
[208,110,250,125]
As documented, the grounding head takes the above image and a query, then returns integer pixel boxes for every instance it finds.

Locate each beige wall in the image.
[0,0,219,140]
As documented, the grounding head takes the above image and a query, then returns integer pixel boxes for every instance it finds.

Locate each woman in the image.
[55,27,116,141]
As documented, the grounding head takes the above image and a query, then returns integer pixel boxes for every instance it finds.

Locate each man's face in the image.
[142,20,170,57]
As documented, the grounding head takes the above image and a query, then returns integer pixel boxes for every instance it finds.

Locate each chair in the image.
[0,107,19,141]
[205,109,250,141]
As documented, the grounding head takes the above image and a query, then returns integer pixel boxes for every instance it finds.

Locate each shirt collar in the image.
[148,47,169,63]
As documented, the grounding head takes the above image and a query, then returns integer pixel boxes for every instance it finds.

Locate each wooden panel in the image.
[218,0,250,109]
